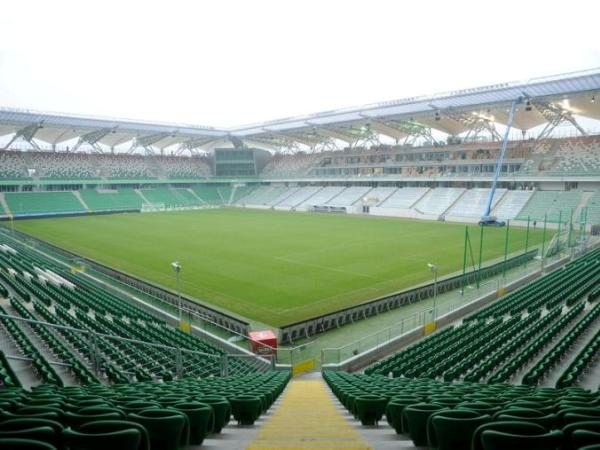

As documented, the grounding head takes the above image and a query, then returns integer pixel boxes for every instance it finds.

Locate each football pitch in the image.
[11,209,546,327]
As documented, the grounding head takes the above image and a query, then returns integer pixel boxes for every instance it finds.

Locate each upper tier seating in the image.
[0,151,28,179]
[152,156,210,178]
[29,152,97,179]
[261,153,316,178]
[554,137,600,174]
[413,188,465,216]
[446,188,506,218]
[5,192,86,216]
[0,152,212,180]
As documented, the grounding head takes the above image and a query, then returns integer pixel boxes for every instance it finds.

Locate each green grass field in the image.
[12,209,545,327]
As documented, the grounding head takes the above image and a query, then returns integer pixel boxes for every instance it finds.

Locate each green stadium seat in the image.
[480,429,563,450]
[61,428,141,450]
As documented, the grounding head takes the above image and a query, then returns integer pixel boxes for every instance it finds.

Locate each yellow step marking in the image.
[247,379,371,450]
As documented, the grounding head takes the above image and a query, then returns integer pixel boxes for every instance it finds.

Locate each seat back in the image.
[61,428,141,450]
[481,429,563,450]
[79,420,150,450]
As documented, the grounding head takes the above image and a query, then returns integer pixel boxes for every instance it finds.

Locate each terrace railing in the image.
[0,311,273,387]
[320,249,573,368]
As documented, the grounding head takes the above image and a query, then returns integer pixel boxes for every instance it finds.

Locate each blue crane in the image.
[479,96,523,226]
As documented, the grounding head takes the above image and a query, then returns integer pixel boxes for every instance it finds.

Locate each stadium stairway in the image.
[72,191,90,212]
[1,298,79,387]
[247,376,372,449]
[507,304,590,386]
[133,188,151,206]
[187,188,206,204]
[0,193,11,217]
[576,190,595,222]
[540,308,600,390]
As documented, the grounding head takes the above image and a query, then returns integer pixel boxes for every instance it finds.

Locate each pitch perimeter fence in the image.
[279,250,538,344]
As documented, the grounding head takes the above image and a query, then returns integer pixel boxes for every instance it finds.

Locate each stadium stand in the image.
[322,247,600,448]
[0,151,28,179]
[275,186,323,209]
[269,186,300,206]
[0,230,291,448]
[517,190,583,223]
[492,190,534,220]
[235,185,289,206]
[192,185,230,205]
[0,151,213,181]
[0,234,268,382]
[413,188,465,216]
[79,189,146,212]
[0,196,7,217]
[140,187,202,208]
[327,186,372,207]
[261,153,316,178]
[296,186,346,209]
[360,186,397,205]
[5,192,86,217]
[446,188,507,218]
[29,152,97,180]
[584,190,600,225]
[152,155,211,178]
[554,136,600,174]
[379,187,429,208]
[364,247,600,382]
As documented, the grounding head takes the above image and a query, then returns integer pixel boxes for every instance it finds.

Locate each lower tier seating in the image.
[0,371,289,449]
[5,192,86,217]
[324,371,600,450]
[0,233,260,385]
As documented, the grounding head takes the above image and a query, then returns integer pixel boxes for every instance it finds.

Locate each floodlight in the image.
[171,261,181,273]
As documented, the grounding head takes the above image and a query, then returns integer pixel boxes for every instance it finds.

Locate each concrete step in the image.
[247,377,371,449]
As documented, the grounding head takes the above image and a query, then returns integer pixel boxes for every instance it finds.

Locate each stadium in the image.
[1,2,600,448]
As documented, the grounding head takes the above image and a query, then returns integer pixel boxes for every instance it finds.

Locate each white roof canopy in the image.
[2,68,600,153]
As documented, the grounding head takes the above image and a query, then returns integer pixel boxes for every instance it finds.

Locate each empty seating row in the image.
[365,248,600,385]
[191,185,230,205]
[324,370,600,450]
[0,151,211,181]
[447,189,506,218]
[139,188,201,208]
[379,187,428,208]
[0,371,289,449]
[0,234,259,385]
[517,190,583,223]
[5,192,86,217]
[78,189,145,212]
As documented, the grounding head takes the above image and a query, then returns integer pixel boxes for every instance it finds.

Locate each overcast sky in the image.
[1,0,599,128]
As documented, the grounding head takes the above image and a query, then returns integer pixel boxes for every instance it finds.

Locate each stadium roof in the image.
[2,68,600,153]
